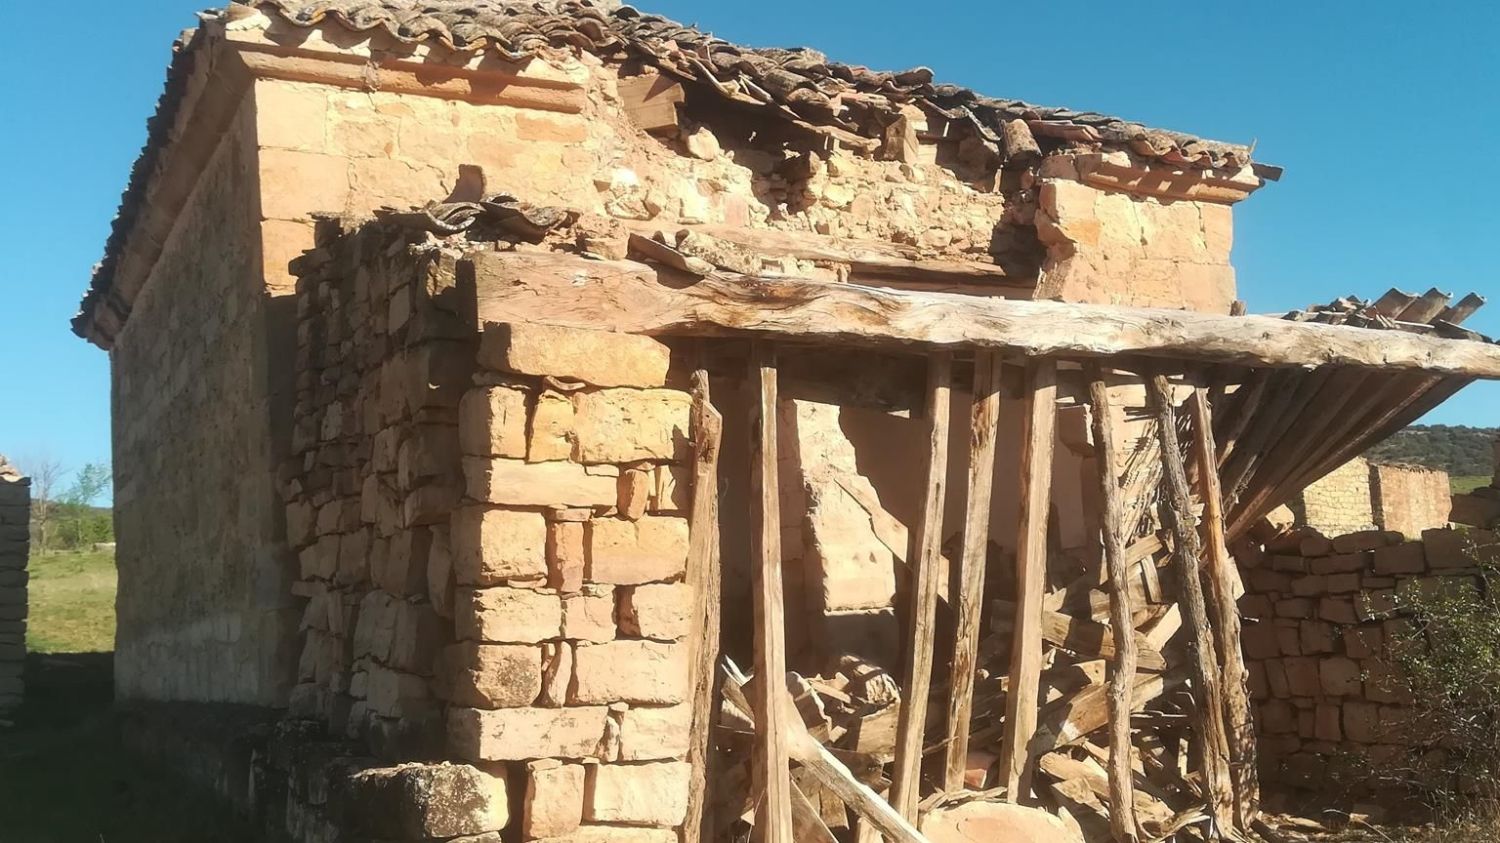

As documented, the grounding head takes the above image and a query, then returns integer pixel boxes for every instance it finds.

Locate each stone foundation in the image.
[1239,523,1499,798]
[0,456,28,712]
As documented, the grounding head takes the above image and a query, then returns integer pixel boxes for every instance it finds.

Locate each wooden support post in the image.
[1084,365,1140,843]
[943,350,1004,791]
[749,341,793,843]
[1190,388,1260,831]
[998,358,1058,803]
[684,367,725,843]
[892,353,953,818]
[1145,375,1236,834]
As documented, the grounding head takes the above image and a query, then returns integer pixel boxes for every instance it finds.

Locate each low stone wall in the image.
[1290,457,1453,539]
[1239,523,1498,797]
[0,456,29,713]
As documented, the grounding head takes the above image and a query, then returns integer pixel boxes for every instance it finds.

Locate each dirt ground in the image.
[0,653,256,843]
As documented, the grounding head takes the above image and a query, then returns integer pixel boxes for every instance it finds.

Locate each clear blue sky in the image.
[0,0,1495,490]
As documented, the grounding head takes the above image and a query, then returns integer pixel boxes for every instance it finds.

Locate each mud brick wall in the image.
[1239,524,1499,797]
[0,457,28,712]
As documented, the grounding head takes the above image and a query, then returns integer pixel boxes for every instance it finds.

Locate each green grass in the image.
[26,549,116,654]
[1453,475,1493,496]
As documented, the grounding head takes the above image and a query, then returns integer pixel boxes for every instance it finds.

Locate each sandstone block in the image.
[1343,626,1383,660]
[587,517,689,586]
[429,526,456,618]
[365,665,432,719]
[459,387,530,458]
[478,324,670,388]
[1373,542,1426,575]
[443,642,542,709]
[452,507,549,585]
[530,390,577,462]
[1315,703,1342,742]
[548,519,586,593]
[390,600,448,674]
[571,390,691,464]
[449,706,610,761]
[378,527,432,598]
[618,704,692,761]
[1311,552,1371,575]
[466,458,617,508]
[1299,621,1335,655]
[342,762,508,839]
[1344,701,1381,743]
[1319,656,1362,697]
[540,641,575,707]
[524,759,586,839]
[618,583,692,641]
[458,587,563,644]
[618,468,651,521]
[562,586,617,643]
[1317,597,1358,625]
[571,640,688,705]
[1423,527,1499,569]
[585,761,691,827]
[1284,657,1320,697]
[921,800,1083,843]
[258,148,350,219]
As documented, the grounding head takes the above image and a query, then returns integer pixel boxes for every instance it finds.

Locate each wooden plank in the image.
[1394,287,1452,324]
[469,252,1500,378]
[1436,292,1486,326]
[749,341,793,843]
[943,350,1004,791]
[1145,375,1236,833]
[998,359,1059,802]
[1086,366,1141,843]
[684,367,725,843]
[891,353,954,819]
[988,602,1168,671]
[1190,388,1260,831]
[617,70,686,133]
[1036,671,1186,751]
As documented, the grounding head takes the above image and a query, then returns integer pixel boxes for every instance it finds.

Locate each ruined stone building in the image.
[0,456,28,714]
[73,1,1500,841]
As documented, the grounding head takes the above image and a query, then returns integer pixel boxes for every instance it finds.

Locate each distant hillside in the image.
[1365,425,1498,477]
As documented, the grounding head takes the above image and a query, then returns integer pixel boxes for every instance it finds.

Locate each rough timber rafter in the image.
[469,252,1500,378]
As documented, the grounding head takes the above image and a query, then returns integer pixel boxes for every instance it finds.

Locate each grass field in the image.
[1453,475,1494,496]
[26,549,116,654]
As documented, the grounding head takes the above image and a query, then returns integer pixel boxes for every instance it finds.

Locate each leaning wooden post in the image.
[998,358,1058,802]
[1145,375,1235,834]
[1190,388,1260,831]
[1084,365,1140,843]
[892,352,953,818]
[684,366,725,843]
[943,350,1004,791]
[749,341,794,843]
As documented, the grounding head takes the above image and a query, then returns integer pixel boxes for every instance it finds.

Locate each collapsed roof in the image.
[75,0,1269,341]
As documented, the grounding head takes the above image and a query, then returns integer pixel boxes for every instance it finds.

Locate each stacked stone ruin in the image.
[1239,523,1499,797]
[279,222,694,840]
[0,456,28,713]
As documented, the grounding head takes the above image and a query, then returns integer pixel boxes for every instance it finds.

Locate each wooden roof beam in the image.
[468,252,1500,378]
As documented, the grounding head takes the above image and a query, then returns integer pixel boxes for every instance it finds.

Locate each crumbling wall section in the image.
[0,456,28,712]
[1239,525,1498,799]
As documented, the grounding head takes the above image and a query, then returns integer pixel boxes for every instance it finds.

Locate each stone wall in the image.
[1370,463,1452,538]
[0,456,28,712]
[1289,458,1376,537]
[1239,524,1498,798]
[110,96,301,706]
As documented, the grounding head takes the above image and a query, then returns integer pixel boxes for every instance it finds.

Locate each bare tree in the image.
[16,453,66,552]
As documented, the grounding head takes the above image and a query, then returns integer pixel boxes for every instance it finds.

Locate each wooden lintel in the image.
[467,252,1500,378]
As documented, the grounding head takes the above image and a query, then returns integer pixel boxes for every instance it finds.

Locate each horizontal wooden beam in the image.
[467,252,1500,378]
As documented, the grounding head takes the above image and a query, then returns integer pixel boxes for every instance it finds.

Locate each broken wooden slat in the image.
[470,252,1500,378]
[684,367,725,843]
[943,350,1004,791]
[892,353,954,818]
[1212,369,1271,470]
[1086,366,1141,843]
[1394,287,1453,324]
[1189,388,1260,831]
[749,342,794,843]
[999,358,1059,802]
[1146,375,1236,833]
[1036,671,1186,751]
[988,603,1168,672]
[1436,292,1486,326]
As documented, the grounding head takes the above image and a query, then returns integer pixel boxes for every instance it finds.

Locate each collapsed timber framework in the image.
[462,234,1498,842]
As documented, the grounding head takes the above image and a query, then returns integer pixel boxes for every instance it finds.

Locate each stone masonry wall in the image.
[1239,524,1499,798]
[1371,463,1452,539]
[0,456,29,712]
[280,220,696,842]
[1290,458,1376,537]
[111,96,301,706]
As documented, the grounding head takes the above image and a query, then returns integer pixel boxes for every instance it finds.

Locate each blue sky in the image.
[0,0,1495,492]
